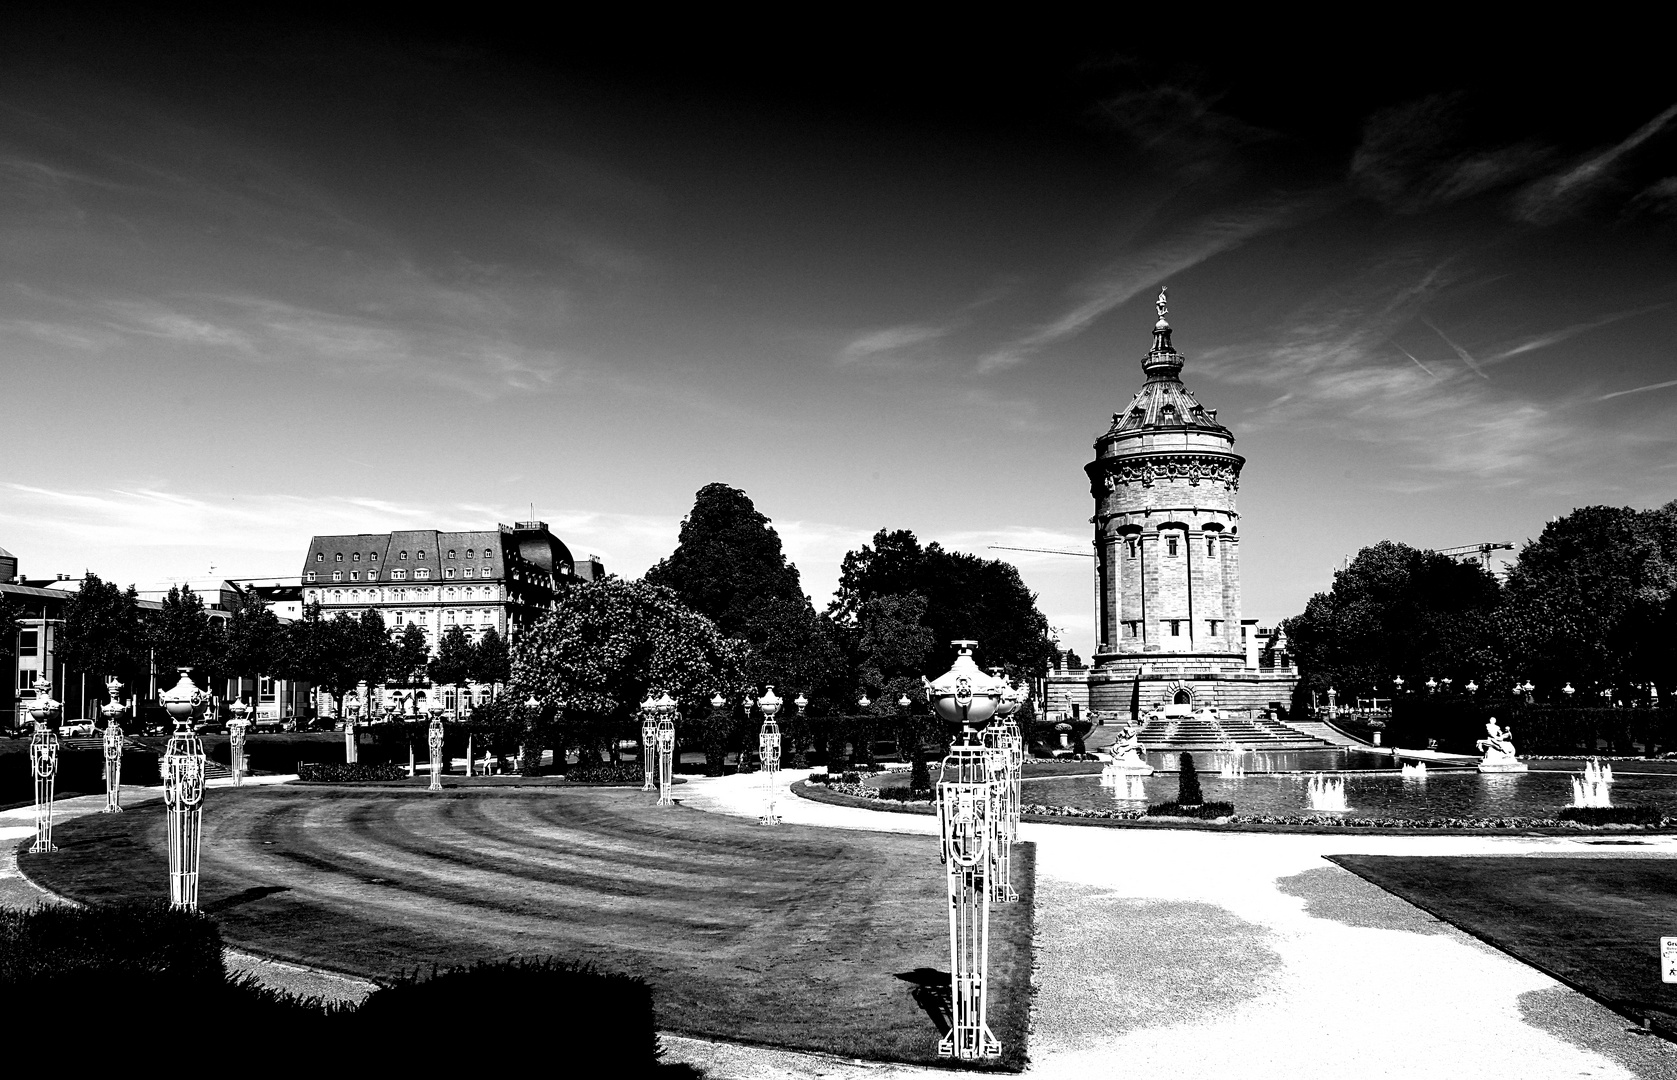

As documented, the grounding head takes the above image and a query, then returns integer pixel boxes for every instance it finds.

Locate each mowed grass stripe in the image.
[21,786,1032,1070]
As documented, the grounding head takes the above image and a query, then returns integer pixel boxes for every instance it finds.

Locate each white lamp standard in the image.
[428,701,446,791]
[1465,680,1478,695]
[1393,675,1404,695]
[654,692,678,806]
[1563,682,1576,699]
[100,677,126,814]
[159,669,208,910]
[524,694,542,775]
[26,676,62,853]
[1521,680,1535,704]
[228,697,252,787]
[987,678,1023,904]
[1441,677,1453,694]
[924,639,1007,1061]
[1426,677,1438,694]
[757,686,783,825]
[640,693,659,791]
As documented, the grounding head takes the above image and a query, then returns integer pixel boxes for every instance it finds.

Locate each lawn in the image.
[1329,855,1677,1035]
[20,785,1034,1069]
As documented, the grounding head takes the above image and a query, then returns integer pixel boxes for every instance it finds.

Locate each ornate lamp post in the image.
[428,702,446,791]
[27,676,62,853]
[1426,677,1437,694]
[1521,679,1535,704]
[228,697,252,787]
[640,693,659,791]
[653,692,678,806]
[987,678,1022,904]
[1441,677,1453,694]
[924,639,1007,1061]
[1563,682,1576,699]
[1465,680,1478,695]
[757,686,783,825]
[1325,686,1337,717]
[101,677,126,813]
[159,670,208,911]
[524,694,542,774]
[1393,675,1404,695]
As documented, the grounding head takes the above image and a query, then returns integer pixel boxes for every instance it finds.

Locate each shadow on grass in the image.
[202,885,291,915]
[895,967,953,1037]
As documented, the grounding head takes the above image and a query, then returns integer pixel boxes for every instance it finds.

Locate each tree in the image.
[429,625,475,687]
[0,591,21,666]
[223,585,283,702]
[832,529,1057,678]
[1500,502,1677,697]
[391,623,431,684]
[284,603,384,720]
[470,627,510,686]
[645,483,848,709]
[58,573,144,691]
[149,584,224,690]
[508,579,750,769]
[1281,540,1505,702]
[350,609,393,700]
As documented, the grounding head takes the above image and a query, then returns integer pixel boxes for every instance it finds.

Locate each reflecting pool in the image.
[1027,769,1677,820]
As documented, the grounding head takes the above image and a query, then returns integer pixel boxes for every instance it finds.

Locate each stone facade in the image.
[1081,294,1296,717]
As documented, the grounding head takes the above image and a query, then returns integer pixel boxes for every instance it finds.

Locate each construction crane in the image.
[1435,542,1514,570]
[987,545,1095,558]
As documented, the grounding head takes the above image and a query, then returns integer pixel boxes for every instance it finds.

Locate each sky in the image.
[2,17,1675,650]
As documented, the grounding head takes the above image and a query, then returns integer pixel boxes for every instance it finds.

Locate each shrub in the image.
[877,785,931,802]
[1557,805,1665,826]
[1146,800,1234,819]
[297,762,407,783]
[909,748,931,792]
[1178,753,1203,806]
[567,761,651,785]
[0,901,224,988]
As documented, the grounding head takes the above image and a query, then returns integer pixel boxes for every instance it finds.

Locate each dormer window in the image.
[481,565,491,576]
[399,550,408,560]
[350,570,360,581]
[418,550,427,560]
[331,570,342,582]
[306,571,317,582]
[416,568,431,580]
[393,569,408,581]
[367,570,377,581]
[335,553,344,562]
[464,567,473,578]
[448,549,456,559]
[465,548,475,559]
[352,552,360,562]
[445,567,455,579]
[370,552,378,563]
[316,552,324,562]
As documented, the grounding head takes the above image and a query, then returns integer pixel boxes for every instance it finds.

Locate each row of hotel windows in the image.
[309,565,492,583]
[1125,536,1222,558]
[391,610,500,627]
[323,587,498,603]
[319,548,489,563]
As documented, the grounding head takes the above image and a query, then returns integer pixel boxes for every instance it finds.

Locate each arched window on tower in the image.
[1167,536,1179,557]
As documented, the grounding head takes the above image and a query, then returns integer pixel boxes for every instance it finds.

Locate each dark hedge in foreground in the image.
[1556,805,1665,826]
[0,901,222,987]
[297,762,408,783]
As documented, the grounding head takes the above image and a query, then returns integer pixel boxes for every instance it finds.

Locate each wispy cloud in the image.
[976,195,1329,372]
[1599,378,1677,401]
[1350,94,1554,213]
[1395,345,1437,378]
[1420,317,1489,379]
[836,323,955,367]
[1484,303,1670,362]
[1515,101,1677,224]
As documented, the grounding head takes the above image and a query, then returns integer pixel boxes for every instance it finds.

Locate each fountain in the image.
[1400,761,1427,778]
[1306,774,1349,812]
[1474,717,1528,773]
[1100,722,1154,781]
[1216,751,1246,779]
[1571,759,1613,808]
[1101,770,1148,801]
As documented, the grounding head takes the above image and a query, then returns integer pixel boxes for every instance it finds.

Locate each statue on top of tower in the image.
[1155,286,1169,327]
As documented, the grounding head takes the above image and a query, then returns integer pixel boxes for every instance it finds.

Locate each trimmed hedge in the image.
[1147,800,1235,819]
[567,761,651,785]
[297,762,407,783]
[0,904,690,1074]
[1556,805,1665,826]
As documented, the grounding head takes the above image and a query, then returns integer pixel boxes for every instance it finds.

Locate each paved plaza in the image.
[7,775,1677,1078]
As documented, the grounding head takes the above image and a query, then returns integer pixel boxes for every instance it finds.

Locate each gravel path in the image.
[680,769,1677,1079]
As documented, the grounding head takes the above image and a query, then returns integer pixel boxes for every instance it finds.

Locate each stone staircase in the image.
[1134,713,1335,753]
[59,736,234,778]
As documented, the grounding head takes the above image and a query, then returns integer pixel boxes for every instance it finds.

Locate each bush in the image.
[1178,753,1203,806]
[1557,805,1665,826]
[567,761,650,785]
[297,762,407,783]
[0,901,224,988]
[876,785,931,802]
[1146,800,1234,819]
[909,748,931,792]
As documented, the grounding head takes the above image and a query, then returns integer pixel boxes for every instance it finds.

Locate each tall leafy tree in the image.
[222,585,283,703]
[0,591,22,663]
[149,584,225,690]
[1282,541,1505,701]
[57,573,144,689]
[855,592,935,702]
[1500,502,1677,697]
[350,609,393,701]
[469,626,510,686]
[509,578,749,767]
[429,625,474,686]
[284,603,380,719]
[832,529,1057,678]
[391,622,431,684]
[646,483,848,706]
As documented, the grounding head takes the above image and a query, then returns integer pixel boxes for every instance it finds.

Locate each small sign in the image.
[1662,938,1677,984]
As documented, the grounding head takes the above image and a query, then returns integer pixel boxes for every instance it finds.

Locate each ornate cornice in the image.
[1089,451,1243,494]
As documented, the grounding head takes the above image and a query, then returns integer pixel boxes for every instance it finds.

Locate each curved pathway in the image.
[682,769,1677,1079]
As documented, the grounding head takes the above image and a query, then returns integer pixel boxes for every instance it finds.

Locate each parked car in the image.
[59,718,98,737]
[252,717,286,733]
